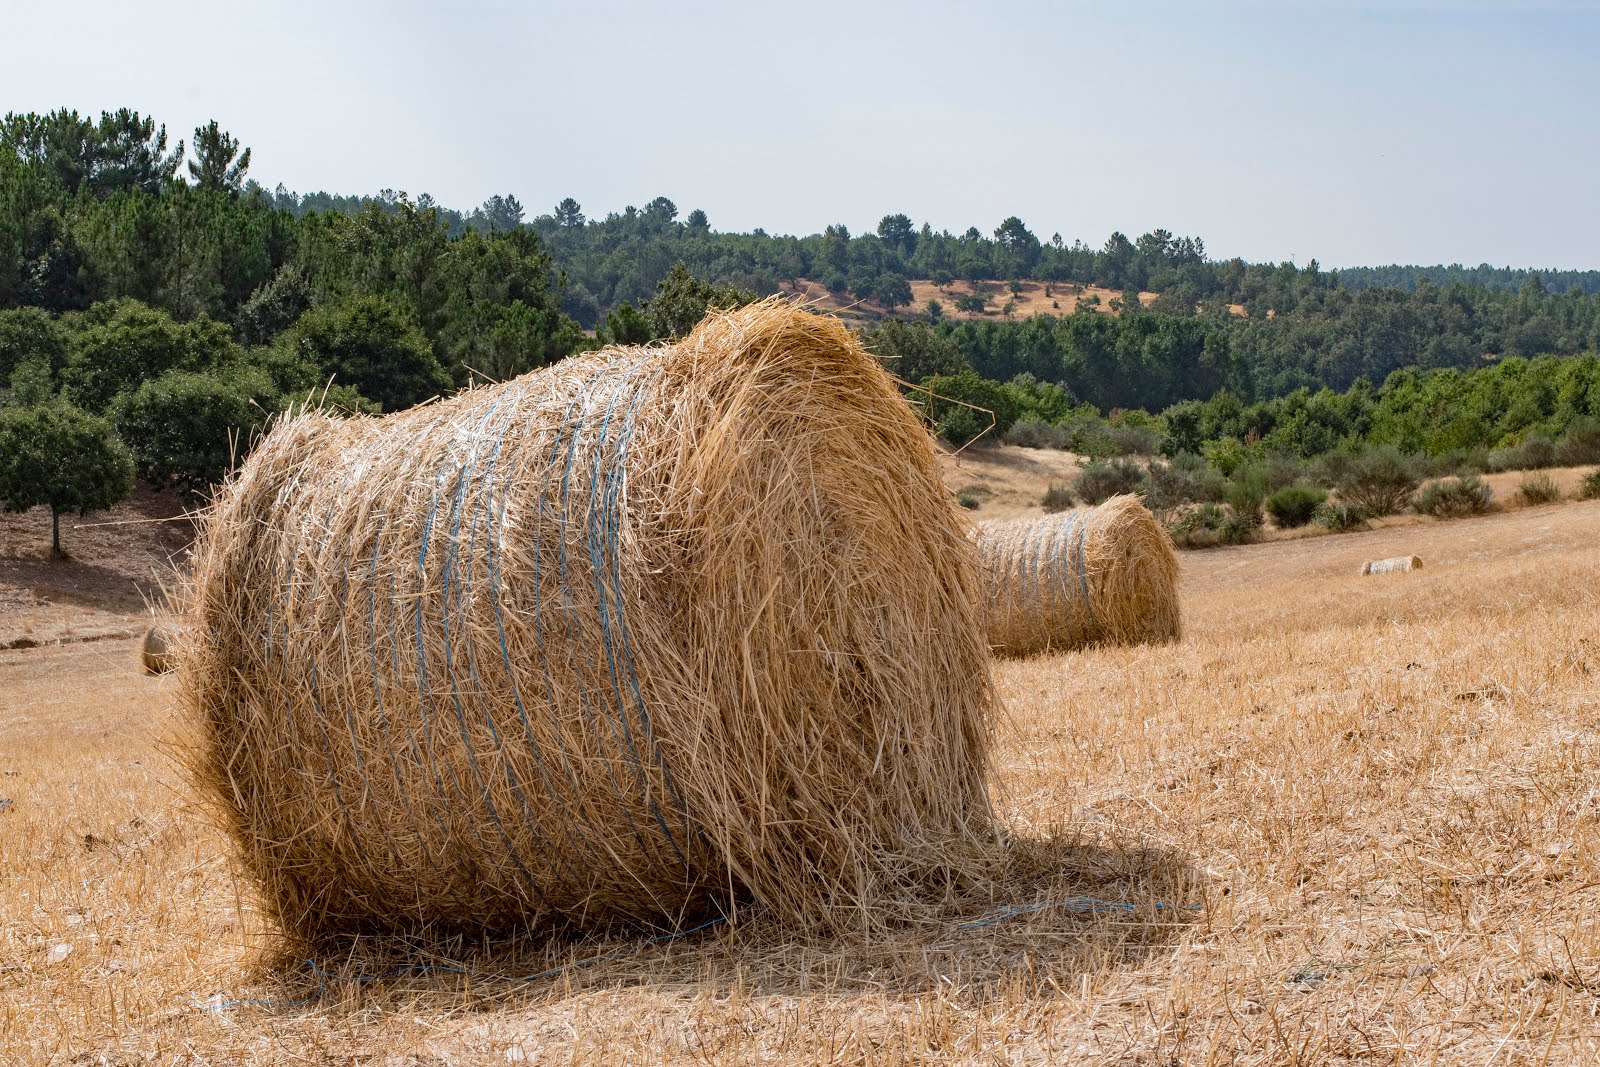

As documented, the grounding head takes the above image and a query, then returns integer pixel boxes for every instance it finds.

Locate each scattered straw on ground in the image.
[3,480,1598,1065]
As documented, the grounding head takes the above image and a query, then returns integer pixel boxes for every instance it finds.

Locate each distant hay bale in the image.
[1362,555,1423,576]
[140,625,174,675]
[179,299,997,943]
[978,495,1181,658]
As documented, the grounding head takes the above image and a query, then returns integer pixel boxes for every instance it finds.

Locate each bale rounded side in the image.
[180,300,997,942]
[141,625,175,675]
[978,495,1181,658]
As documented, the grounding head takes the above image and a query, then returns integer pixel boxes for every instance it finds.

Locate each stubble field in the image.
[2,497,1597,1064]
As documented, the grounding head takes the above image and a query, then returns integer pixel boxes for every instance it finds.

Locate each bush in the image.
[1265,484,1327,528]
[1202,436,1248,477]
[1487,433,1558,472]
[1167,503,1228,548]
[1140,454,1227,520]
[1167,502,1257,548]
[1413,475,1493,518]
[1261,452,1306,491]
[1072,458,1146,505]
[1107,423,1162,456]
[1059,414,1118,459]
[956,488,982,510]
[1336,445,1422,515]
[1003,418,1069,450]
[283,295,451,413]
[1313,501,1372,532]
[1307,450,1359,490]
[1041,483,1075,513]
[921,371,1021,445]
[1224,465,1269,528]
[1425,447,1489,478]
[934,406,987,448]
[1580,469,1600,500]
[1516,472,1561,506]
[1555,419,1600,466]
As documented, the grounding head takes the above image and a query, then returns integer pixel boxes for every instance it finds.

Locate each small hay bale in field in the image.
[978,495,1181,658]
[180,299,997,943]
[140,625,174,675]
[1361,554,1423,576]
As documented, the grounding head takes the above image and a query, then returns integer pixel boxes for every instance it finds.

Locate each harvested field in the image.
[2,497,1598,1064]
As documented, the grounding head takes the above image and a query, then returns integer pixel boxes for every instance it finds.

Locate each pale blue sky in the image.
[7,0,1598,268]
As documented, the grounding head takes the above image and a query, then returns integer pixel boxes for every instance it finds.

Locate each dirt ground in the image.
[0,486,193,650]
[2,477,1598,1063]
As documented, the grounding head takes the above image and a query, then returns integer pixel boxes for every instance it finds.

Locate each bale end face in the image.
[140,626,175,675]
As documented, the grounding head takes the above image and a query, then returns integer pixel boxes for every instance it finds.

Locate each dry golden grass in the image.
[941,445,1085,522]
[3,499,1598,1064]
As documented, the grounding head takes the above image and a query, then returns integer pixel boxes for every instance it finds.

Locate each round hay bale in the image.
[141,625,175,675]
[180,300,997,942]
[1361,554,1422,576]
[978,495,1181,658]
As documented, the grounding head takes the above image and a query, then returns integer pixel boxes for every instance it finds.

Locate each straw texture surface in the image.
[979,495,1181,658]
[180,301,997,942]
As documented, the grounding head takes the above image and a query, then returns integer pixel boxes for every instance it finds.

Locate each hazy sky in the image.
[6,0,1598,269]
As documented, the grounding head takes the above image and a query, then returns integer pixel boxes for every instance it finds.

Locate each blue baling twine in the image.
[200,896,1191,1012]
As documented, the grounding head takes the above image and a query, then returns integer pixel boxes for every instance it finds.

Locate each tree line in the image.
[4,106,1600,551]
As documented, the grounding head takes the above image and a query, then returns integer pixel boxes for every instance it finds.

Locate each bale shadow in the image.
[244,827,1205,1012]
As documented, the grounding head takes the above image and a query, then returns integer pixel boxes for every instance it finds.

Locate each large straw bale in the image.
[979,495,1181,658]
[180,300,996,942]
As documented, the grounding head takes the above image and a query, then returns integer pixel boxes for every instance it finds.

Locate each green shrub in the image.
[1167,502,1258,548]
[956,488,983,510]
[1073,458,1146,505]
[110,367,279,497]
[1307,450,1359,489]
[1222,510,1261,544]
[1265,484,1327,528]
[1516,472,1561,505]
[1555,419,1600,466]
[1425,447,1489,478]
[1581,469,1600,500]
[921,371,1021,445]
[1107,423,1162,456]
[1059,414,1118,459]
[1413,475,1492,518]
[1261,452,1306,491]
[1167,503,1228,548]
[1313,501,1372,532]
[1004,418,1069,449]
[935,406,987,447]
[1202,436,1248,477]
[1041,483,1075,513]
[1336,445,1422,515]
[1140,454,1227,520]
[1224,465,1269,528]
[1487,433,1558,472]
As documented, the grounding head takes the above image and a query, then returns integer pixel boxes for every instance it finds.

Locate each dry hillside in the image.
[778,278,1158,323]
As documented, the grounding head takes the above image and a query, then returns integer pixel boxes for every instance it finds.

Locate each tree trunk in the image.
[51,506,61,557]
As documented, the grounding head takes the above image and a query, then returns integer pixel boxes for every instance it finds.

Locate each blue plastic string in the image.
[433,387,553,906]
[462,379,591,900]
[583,359,690,868]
